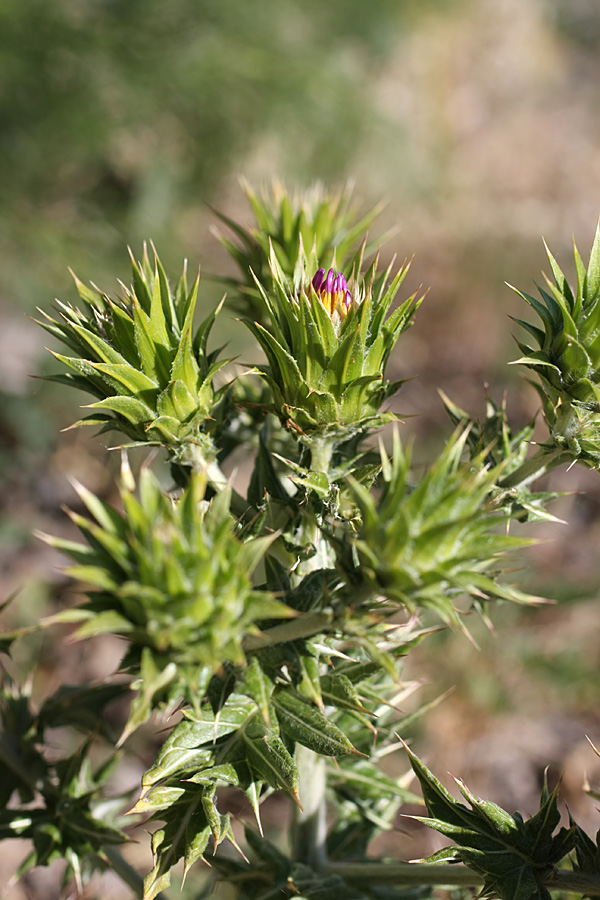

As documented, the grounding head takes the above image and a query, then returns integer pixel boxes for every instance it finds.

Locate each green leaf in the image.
[405,745,577,900]
[241,716,300,801]
[119,649,178,745]
[272,688,363,758]
[69,321,131,367]
[156,379,198,421]
[132,299,171,385]
[143,784,211,900]
[296,651,323,708]
[143,695,257,791]
[248,431,292,507]
[109,301,140,365]
[239,657,274,727]
[73,609,135,639]
[320,674,370,715]
[89,362,158,397]
[36,682,129,735]
[585,222,600,303]
[87,395,154,426]
[171,303,201,389]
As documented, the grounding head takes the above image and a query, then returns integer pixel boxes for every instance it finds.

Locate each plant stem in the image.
[293,437,337,578]
[498,446,567,490]
[290,436,336,868]
[103,845,168,900]
[310,437,335,475]
[243,612,332,651]
[547,869,600,895]
[323,862,482,887]
[292,745,328,868]
[323,862,600,895]
[184,441,252,517]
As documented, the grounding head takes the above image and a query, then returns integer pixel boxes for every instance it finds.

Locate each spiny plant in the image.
[36,248,229,474]
[211,180,385,321]
[511,230,600,466]
[3,187,600,900]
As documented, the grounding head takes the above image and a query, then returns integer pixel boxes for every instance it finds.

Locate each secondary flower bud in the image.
[513,224,600,465]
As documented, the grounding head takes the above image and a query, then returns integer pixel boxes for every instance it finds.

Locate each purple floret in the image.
[312,268,325,291]
[311,268,352,316]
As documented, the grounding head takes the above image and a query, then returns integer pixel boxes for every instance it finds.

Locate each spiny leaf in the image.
[272,688,363,758]
[405,745,577,900]
[142,696,257,792]
[241,717,300,801]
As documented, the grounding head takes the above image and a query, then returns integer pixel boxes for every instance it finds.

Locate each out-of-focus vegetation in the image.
[0,0,449,501]
[4,0,600,894]
[0,0,433,288]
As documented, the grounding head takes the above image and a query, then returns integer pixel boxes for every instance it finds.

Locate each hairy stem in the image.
[323,862,600,895]
[323,862,482,887]
[103,846,168,900]
[292,745,328,867]
[290,436,336,867]
[184,441,251,517]
[243,612,332,651]
[498,446,568,490]
[294,437,338,580]
[310,437,335,475]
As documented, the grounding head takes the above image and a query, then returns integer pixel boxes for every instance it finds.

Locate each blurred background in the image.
[3,0,600,894]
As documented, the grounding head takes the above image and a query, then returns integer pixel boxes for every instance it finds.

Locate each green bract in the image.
[441,391,564,524]
[36,246,228,469]
[348,430,538,630]
[512,226,600,465]
[246,248,421,441]
[213,181,384,319]
[41,462,288,727]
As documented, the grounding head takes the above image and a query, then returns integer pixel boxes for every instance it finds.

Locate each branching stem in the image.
[292,746,328,867]
[498,446,568,490]
[323,862,600,895]
[290,435,336,867]
[103,846,168,900]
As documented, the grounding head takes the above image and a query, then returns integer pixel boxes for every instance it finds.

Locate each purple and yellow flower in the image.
[311,268,354,325]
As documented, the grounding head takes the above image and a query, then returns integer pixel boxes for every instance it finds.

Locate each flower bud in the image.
[246,249,423,442]
[513,224,600,465]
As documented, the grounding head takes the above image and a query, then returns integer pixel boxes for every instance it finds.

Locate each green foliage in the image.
[348,429,539,631]
[214,182,385,320]
[246,244,421,441]
[36,245,228,469]
[6,185,600,898]
[129,653,421,895]
[440,391,564,523]
[405,745,577,900]
[40,462,287,736]
[512,226,600,466]
[0,674,128,889]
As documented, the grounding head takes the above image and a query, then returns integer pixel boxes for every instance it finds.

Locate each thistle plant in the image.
[36,246,229,476]
[4,186,600,900]
[212,181,384,320]
[511,226,600,468]
[246,248,421,443]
